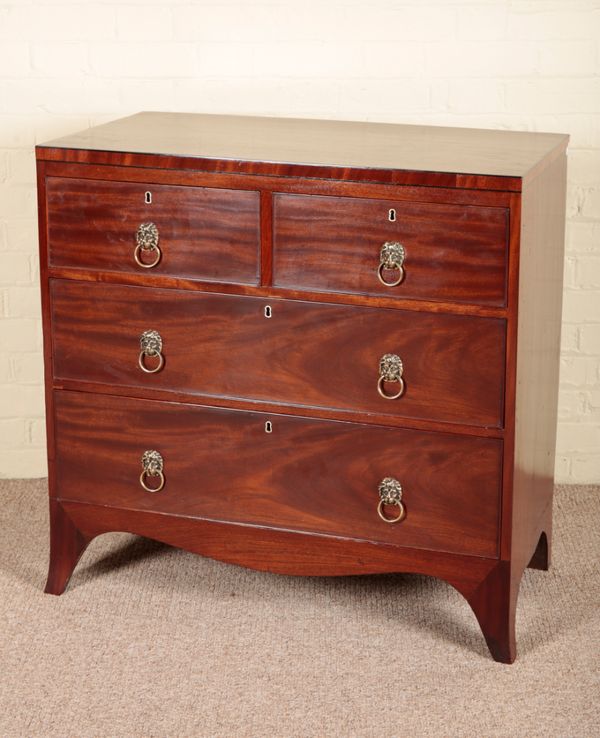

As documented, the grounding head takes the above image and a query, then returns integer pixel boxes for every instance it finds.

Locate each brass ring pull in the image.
[377,498,406,524]
[377,477,406,524]
[135,222,161,269]
[378,261,404,287]
[377,353,405,400]
[140,469,165,493]
[138,350,164,374]
[134,243,161,269]
[138,330,164,374]
[140,450,165,493]
[377,374,405,400]
[378,241,405,287]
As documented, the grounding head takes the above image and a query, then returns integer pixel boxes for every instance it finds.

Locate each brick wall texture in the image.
[0,0,599,481]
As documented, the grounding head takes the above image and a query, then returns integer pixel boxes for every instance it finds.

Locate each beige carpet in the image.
[0,480,598,737]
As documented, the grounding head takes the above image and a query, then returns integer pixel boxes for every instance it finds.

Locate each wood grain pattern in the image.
[35,160,59,505]
[53,378,504,439]
[48,265,507,319]
[48,484,553,663]
[37,146,523,192]
[53,390,502,558]
[465,560,516,664]
[56,499,499,585]
[509,154,567,572]
[499,192,522,561]
[44,498,92,596]
[50,279,507,429]
[35,112,569,663]
[36,111,569,190]
[273,193,508,306]
[46,176,260,284]
[260,189,273,286]
[42,159,516,208]
[480,154,567,663]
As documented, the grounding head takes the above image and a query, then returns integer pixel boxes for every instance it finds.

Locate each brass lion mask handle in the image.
[378,241,405,287]
[377,353,405,400]
[138,329,164,374]
[134,222,161,268]
[377,477,406,524]
[140,450,165,493]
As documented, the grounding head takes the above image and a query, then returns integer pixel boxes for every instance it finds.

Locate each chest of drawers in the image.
[36,113,568,663]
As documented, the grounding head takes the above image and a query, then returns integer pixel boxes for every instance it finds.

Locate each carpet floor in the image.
[0,480,598,738]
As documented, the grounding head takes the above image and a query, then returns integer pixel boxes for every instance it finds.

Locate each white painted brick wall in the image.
[0,0,599,482]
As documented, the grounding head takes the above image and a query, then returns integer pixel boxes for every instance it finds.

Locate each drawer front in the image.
[51,280,505,428]
[46,176,260,284]
[54,391,502,558]
[273,193,508,306]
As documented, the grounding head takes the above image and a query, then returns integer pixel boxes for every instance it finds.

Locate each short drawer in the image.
[51,280,506,428]
[54,391,502,558]
[273,193,508,306]
[46,176,260,284]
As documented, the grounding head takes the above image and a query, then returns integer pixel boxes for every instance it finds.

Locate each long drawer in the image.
[50,280,506,428]
[46,176,260,285]
[273,193,508,306]
[53,391,502,558]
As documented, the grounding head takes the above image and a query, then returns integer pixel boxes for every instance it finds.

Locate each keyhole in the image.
[388,208,396,222]
[145,191,152,204]
[264,305,272,318]
[265,421,273,433]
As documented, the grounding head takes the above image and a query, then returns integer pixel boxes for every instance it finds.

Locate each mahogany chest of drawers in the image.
[36,113,568,663]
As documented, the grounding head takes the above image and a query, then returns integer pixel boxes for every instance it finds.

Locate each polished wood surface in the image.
[48,265,507,319]
[52,379,504,440]
[53,391,502,558]
[36,112,569,663]
[43,159,516,208]
[37,112,568,191]
[273,193,508,306]
[44,498,91,596]
[50,279,506,429]
[488,153,567,661]
[511,153,566,566]
[54,499,498,586]
[46,176,260,284]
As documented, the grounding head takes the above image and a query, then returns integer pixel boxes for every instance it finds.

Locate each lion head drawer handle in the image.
[377,241,405,287]
[134,222,161,269]
[377,353,405,400]
[377,477,406,524]
[140,450,165,493]
[138,329,164,374]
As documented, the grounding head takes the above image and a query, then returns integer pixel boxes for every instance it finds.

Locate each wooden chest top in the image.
[37,111,568,191]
